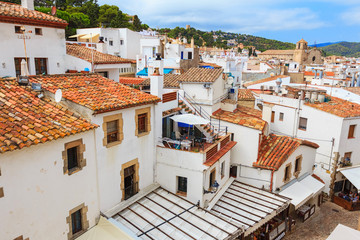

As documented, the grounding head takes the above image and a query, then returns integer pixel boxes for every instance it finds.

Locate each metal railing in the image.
[178,91,228,137]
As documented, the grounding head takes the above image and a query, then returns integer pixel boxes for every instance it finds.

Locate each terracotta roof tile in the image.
[139,74,180,88]
[119,77,147,85]
[244,75,288,87]
[177,67,223,83]
[212,106,265,131]
[344,87,360,96]
[305,96,360,118]
[0,1,67,28]
[29,73,160,114]
[0,79,97,153]
[238,89,255,100]
[66,43,133,64]
[203,141,237,167]
[253,134,319,170]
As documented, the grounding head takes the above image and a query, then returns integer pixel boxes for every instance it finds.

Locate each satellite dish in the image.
[55,89,62,103]
[51,6,57,16]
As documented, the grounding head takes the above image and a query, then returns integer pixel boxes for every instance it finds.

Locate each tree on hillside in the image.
[132,15,142,31]
[98,4,130,28]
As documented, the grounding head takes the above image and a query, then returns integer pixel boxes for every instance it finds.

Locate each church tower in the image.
[293,39,308,64]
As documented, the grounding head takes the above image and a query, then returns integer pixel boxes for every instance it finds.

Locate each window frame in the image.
[135,107,151,137]
[34,58,48,75]
[62,139,86,175]
[35,28,42,35]
[66,203,89,240]
[177,176,188,196]
[103,114,123,148]
[14,57,29,76]
[348,124,356,139]
[220,161,225,179]
[283,163,292,183]
[294,155,302,178]
[15,26,22,34]
[209,169,216,189]
[120,159,139,201]
[299,117,308,131]
[279,112,284,121]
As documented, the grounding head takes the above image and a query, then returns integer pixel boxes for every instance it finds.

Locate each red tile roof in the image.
[238,89,255,100]
[254,134,319,170]
[0,1,68,28]
[212,107,266,131]
[139,74,180,88]
[177,67,223,83]
[66,43,133,64]
[344,87,360,96]
[203,141,237,167]
[305,96,360,118]
[29,74,161,114]
[119,77,147,85]
[0,79,97,153]
[244,75,288,87]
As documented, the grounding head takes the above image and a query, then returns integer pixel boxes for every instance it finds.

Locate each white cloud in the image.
[99,0,325,33]
[341,7,360,25]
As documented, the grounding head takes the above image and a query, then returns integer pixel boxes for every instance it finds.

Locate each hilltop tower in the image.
[293,38,308,64]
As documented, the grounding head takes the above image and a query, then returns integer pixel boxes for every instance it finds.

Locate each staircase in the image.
[177,92,228,139]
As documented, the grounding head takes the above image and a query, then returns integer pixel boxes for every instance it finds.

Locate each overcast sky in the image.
[98,0,360,44]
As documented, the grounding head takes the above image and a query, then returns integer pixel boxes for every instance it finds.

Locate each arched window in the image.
[312,56,316,62]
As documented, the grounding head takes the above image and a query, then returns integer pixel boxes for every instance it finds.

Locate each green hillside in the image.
[321,42,360,57]
[158,28,295,52]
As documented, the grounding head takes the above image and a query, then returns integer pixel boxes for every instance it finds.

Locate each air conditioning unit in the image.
[203,83,211,89]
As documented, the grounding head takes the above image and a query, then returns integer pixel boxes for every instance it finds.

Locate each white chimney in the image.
[21,0,34,10]
[150,54,164,98]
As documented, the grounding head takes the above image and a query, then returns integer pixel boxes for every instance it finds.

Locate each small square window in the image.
[15,26,22,33]
[177,176,187,195]
[67,146,79,171]
[279,112,284,121]
[35,28,42,35]
[107,120,119,143]
[120,40,124,45]
[63,139,86,175]
[299,117,307,130]
[109,40,113,46]
[71,209,82,235]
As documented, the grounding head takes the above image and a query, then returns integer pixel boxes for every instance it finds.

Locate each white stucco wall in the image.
[0,131,99,240]
[91,104,156,212]
[273,146,317,191]
[0,22,66,77]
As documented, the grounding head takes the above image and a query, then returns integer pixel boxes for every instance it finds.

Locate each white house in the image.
[65,43,134,81]
[258,86,360,194]
[74,28,143,59]
[0,0,68,77]
[29,73,161,212]
[0,78,99,240]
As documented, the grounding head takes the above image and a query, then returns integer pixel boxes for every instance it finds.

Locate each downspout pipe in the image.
[270,170,274,192]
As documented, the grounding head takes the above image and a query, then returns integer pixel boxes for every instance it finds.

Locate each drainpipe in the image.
[270,170,274,192]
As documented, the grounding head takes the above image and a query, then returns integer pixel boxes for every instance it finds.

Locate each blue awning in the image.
[136,68,173,76]
[164,68,173,74]
[178,122,193,128]
[200,66,214,69]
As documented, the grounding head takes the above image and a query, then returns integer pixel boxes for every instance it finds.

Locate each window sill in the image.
[176,191,187,197]
[70,229,86,240]
[298,128,307,131]
[106,140,122,148]
[67,167,81,176]
[348,137,355,139]
[136,131,150,138]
